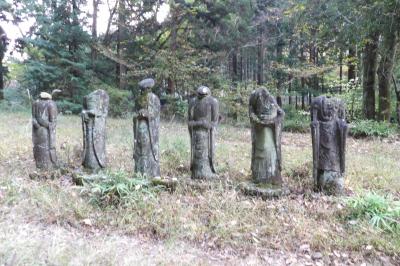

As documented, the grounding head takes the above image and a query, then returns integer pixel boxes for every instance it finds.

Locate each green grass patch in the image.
[344,191,400,234]
[83,171,163,208]
[349,120,398,138]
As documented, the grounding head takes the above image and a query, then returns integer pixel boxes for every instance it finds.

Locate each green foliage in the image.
[218,84,252,124]
[345,192,400,234]
[283,106,310,133]
[160,95,188,119]
[17,0,91,101]
[350,120,398,138]
[93,82,133,117]
[329,80,363,122]
[56,100,82,115]
[84,171,162,208]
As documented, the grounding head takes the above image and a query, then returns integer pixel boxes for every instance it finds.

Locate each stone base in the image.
[240,181,290,199]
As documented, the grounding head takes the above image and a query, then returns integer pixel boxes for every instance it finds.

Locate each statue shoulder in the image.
[149,93,160,104]
[209,96,219,106]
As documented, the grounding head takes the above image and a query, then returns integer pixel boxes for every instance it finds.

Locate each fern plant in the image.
[345,192,400,233]
[84,171,162,207]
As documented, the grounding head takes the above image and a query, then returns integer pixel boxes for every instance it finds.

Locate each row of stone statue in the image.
[32,78,347,195]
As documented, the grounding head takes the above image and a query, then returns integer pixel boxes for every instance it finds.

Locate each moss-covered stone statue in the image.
[311,95,347,195]
[133,78,160,178]
[82,90,109,170]
[249,88,285,185]
[188,86,219,179]
[32,92,58,169]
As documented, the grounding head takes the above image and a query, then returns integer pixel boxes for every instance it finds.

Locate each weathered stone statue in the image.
[133,78,160,178]
[311,95,347,194]
[249,88,285,185]
[32,92,58,169]
[188,86,219,179]
[82,90,109,170]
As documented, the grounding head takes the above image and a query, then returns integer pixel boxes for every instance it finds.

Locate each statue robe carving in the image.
[32,93,58,169]
[249,88,284,185]
[82,90,109,170]
[188,86,219,179]
[311,95,347,194]
[133,78,160,178]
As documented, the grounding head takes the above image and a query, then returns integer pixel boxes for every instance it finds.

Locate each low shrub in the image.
[283,106,310,133]
[160,95,188,120]
[56,100,82,115]
[350,120,398,138]
[344,191,400,234]
[83,171,162,208]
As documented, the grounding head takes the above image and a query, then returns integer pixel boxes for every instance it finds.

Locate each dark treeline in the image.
[0,0,400,122]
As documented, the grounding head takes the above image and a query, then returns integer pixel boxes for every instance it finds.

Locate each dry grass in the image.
[0,110,399,265]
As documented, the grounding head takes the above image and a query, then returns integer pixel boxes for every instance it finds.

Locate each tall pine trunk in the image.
[362,33,379,120]
[393,75,400,125]
[167,7,179,94]
[0,58,3,100]
[378,31,398,121]
[91,0,98,63]
[276,38,284,106]
[257,26,264,85]
[0,26,4,100]
[348,46,356,81]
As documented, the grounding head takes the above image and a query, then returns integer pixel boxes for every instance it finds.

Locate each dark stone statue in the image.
[32,92,58,169]
[311,95,347,194]
[133,78,160,178]
[249,88,284,185]
[188,86,219,179]
[82,90,109,170]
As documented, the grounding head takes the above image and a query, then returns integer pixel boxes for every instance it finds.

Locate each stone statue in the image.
[311,95,347,194]
[249,88,285,185]
[32,92,58,169]
[188,86,219,179]
[133,78,160,178]
[82,90,109,170]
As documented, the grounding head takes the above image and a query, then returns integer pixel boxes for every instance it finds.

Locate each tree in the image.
[0,26,8,100]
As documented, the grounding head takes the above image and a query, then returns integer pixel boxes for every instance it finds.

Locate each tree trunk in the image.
[257,26,264,85]
[0,26,5,100]
[362,33,379,120]
[378,31,398,121]
[276,38,284,107]
[167,8,179,94]
[0,58,3,100]
[392,75,400,126]
[300,46,306,109]
[116,0,126,89]
[232,51,238,82]
[339,51,343,92]
[348,46,356,81]
[91,0,98,62]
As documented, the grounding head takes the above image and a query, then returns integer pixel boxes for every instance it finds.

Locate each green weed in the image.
[345,191,400,233]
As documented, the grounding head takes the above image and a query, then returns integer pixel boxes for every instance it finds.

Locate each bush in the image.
[283,106,310,133]
[160,95,188,120]
[56,100,82,115]
[106,88,133,117]
[350,120,398,138]
[84,170,162,208]
[345,192,400,233]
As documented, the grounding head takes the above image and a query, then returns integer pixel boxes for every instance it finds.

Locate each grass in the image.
[0,110,399,264]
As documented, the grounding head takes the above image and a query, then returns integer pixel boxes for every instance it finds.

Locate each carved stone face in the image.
[320,97,338,122]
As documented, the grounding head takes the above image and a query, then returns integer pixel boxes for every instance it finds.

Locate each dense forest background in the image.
[1,0,400,129]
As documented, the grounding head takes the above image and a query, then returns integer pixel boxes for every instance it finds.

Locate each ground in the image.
[0,111,399,265]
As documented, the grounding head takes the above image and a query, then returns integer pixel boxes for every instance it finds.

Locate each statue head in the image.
[138,78,155,93]
[312,96,343,122]
[39,92,52,100]
[197,86,210,99]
